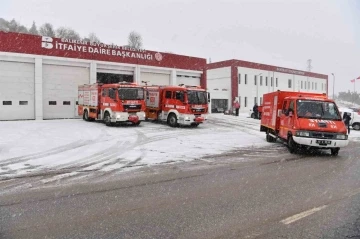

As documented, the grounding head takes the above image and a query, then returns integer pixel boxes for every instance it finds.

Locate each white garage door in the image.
[177,76,200,86]
[0,61,35,120]
[43,65,89,119]
[140,72,170,86]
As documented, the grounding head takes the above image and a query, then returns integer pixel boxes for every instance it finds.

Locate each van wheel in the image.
[288,136,297,154]
[83,110,89,121]
[331,148,340,156]
[353,123,360,130]
[104,112,112,126]
[167,113,178,127]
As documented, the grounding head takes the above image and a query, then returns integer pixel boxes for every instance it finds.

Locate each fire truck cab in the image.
[260,91,349,155]
[145,85,209,127]
[78,82,146,126]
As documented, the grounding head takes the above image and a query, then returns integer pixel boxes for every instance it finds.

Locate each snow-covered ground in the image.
[1,113,360,190]
[0,114,267,180]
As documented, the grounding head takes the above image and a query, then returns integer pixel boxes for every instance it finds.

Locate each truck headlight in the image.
[336,134,347,140]
[296,131,310,137]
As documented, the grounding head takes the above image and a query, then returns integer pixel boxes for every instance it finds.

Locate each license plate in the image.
[316,140,331,145]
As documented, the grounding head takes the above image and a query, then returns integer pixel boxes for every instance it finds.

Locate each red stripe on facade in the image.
[231,65,238,103]
[207,59,328,80]
[0,32,206,71]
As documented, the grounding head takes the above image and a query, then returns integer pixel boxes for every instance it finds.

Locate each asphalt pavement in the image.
[1,142,360,239]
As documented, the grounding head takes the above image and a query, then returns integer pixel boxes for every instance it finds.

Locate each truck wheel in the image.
[353,123,360,130]
[266,134,275,143]
[83,110,89,121]
[167,113,178,127]
[288,136,297,154]
[104,112,112,126]
[331,148,340,156]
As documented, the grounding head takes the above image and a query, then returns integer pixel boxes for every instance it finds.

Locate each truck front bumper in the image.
[292,136,349,148]
[178,114,208,125]
[111,112,146,123]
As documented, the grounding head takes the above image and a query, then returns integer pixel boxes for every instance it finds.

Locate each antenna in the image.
[306,59,312,72]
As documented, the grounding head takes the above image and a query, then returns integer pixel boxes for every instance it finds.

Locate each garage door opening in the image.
[211,99,228,113]
[97,73,133,84]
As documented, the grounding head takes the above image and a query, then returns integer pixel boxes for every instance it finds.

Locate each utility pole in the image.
[306,59,312,92]
[331,73,335,99]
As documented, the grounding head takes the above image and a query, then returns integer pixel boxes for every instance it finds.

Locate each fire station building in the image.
[0,32,206,120]
[207,60,328,113]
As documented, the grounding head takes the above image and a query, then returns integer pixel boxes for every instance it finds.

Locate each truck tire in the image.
[167,113,178,127]
[266,133,276,143]
[288,136,297,154]
[83,110,89,121]
[104,112,112,127]
[331,148,340,156]
[352,123,360,130]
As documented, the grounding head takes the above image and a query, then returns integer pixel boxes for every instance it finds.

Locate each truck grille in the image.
[191,108,205,113]
[123,104,141,111]
[310,132,335,139]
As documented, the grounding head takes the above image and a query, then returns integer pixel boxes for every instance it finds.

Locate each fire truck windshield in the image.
[118,88,144,100]
[297,100,341,120]
[187,91,207,105]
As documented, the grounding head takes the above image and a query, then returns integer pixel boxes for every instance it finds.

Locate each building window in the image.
[254,97,257,105]
[308,82,310,89]
[260,76,263,86]
[288,79,292,88]
[3,101,12,105]
[19,101,28,105]
[276,78,278,87]
[254,76,257,85]
[312,82,314,90]
[260,97,263,105]
[245,74,247,84]
[238,74,241,84]
[266,77,268,86]
[49,101,56,105]
[271,77,273,87]
[245,97,247,107]
[63,101,71,105]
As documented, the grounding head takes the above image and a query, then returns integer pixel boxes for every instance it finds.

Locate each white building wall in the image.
[207,67,232,112]
[237,67,327,113]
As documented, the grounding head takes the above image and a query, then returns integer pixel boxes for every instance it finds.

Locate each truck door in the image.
[279,100,289,139]
[174,90,186,113]
[163,90,173,117]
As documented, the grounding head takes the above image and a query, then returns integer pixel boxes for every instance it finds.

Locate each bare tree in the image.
[39,23,55,37]
[128,31,143,49]
[29,21,39,35]
[56,27,80,40]
[83,32,100,43]
[7,19,28,33]
[0,18,9,32]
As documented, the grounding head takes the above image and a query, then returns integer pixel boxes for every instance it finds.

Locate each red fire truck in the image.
[260,91,349,155]
[145,85,209,127]
[78,82,146,126]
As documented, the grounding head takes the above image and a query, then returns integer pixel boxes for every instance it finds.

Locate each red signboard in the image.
[0,31,206,71]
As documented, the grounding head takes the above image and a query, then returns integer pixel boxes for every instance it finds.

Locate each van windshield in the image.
[297,100,341,120]
[118,88,144,100]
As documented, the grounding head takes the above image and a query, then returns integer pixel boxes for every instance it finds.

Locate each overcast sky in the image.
[1,0,359,94]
